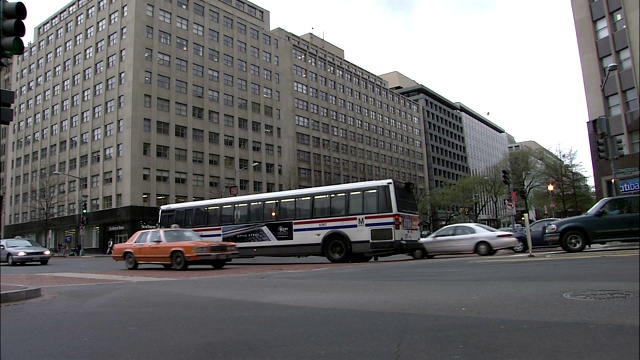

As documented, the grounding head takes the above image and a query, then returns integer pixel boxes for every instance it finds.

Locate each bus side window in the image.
[193,207,206,227]
[296,197,312,219]
[220,205,234,225]
[249,201,263,222]
[174,210,185,228]
[348,191,364,215]
[378,186,392,213]
[235,203,249,224]
[207,206,220,226]
[331,193,346,216]
[313,195,330,218]
[363,189,378,214]
[264,200,277,221]
[184,209,194,227]
[279,198,295,220]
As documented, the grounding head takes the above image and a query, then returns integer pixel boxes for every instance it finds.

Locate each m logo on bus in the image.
[358,217,365,226]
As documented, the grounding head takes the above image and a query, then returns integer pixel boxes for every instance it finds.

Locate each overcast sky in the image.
[21,0,593,181]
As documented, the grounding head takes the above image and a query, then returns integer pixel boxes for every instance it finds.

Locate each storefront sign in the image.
[107,225,125,231]
[619,177,639,194]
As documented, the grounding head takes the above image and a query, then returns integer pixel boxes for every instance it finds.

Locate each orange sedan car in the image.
[111,228,238,270]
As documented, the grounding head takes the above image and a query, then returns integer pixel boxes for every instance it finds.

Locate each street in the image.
[1,247,639,360]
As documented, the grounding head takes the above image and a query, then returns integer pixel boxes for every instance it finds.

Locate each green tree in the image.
[542,147,594,217]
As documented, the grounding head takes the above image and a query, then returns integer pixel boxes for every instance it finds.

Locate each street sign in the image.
[79,225,85,234]
[506,202,516,215]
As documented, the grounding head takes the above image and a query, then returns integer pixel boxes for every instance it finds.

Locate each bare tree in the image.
[280,164,300,190]
[30,169,63,247]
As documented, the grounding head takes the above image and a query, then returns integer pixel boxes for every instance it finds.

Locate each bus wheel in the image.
[324,237,351,263]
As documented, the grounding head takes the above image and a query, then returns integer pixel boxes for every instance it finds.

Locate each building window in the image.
[595,17,609,40]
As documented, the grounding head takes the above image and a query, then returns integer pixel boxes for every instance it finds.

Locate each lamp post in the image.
[231,162,259,196]
[599,63,620,197]
[547,184,555,218]
[53,171,86,255]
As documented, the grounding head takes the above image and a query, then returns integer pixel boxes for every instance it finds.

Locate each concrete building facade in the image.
[571,0,639,198]
[1,0,425,251]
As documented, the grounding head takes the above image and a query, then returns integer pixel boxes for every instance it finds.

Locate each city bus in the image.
[158,179,421,263]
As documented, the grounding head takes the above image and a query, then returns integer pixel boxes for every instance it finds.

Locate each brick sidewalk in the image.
[1,284,27,292]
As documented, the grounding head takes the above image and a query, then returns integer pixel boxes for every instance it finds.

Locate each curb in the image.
[0,287,42,304]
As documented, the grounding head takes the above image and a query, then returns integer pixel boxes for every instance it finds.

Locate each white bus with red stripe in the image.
[158,179,421,263]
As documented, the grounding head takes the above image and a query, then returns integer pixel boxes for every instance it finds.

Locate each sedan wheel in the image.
[513,239,527,253]
[171,252,189,270]
[561,231,587,253]
[125,253,138,270]
[411,249,425,259]
[7,254,16,266]
[475,242,492,256]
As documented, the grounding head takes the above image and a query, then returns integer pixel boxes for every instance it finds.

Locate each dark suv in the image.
[544,194,639,252]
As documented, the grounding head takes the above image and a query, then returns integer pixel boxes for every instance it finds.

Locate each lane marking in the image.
[476,250,639,263]
[37,272,171,282]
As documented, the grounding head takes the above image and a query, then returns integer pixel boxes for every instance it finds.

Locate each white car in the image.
[412,223,518,259]
[0,237,52,265]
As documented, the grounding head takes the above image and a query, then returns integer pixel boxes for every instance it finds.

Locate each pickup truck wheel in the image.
[561,231,587,253]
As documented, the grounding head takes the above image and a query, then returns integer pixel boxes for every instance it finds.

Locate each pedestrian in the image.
[107,238,114,255]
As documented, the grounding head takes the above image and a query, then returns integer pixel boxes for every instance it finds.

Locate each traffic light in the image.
[80,216,87,226]
[614,138,624,159]
[0,88,14,125]
[82,202,87,213]
[518,188,527,200]
[501,169,511,186]
[596,138,609,160]
[1,1,28,60]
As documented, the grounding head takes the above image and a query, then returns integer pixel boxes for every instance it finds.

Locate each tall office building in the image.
[382,71,469,189]
[571,0,639,198]
[1,0,425,251]
[456,103,509,175]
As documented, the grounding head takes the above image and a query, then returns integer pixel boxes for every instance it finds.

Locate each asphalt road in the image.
[1,248,638,360]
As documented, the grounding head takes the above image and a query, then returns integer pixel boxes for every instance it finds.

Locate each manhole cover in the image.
[563,290,638,301]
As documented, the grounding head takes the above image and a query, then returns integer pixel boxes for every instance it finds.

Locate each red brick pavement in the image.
[0,262,360,291]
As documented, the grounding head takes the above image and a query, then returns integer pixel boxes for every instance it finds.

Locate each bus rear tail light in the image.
[394,215,401,230]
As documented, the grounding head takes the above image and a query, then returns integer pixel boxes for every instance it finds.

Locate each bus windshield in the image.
[394,182,419,214]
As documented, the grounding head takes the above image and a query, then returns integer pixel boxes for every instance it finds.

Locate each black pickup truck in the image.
[543,194,639,252]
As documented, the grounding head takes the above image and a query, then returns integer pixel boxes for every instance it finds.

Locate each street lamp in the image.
[601,63,618,90]
[53,171,86,255]
[547,184,555,218]
[231,162,259,196]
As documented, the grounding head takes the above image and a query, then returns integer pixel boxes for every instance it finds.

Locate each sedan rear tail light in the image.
[496,234,513,238]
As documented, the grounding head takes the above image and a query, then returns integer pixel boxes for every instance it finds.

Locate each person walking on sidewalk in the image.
[107,238,114,255]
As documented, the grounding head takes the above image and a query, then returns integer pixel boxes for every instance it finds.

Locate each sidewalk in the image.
[0,284,42,304]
